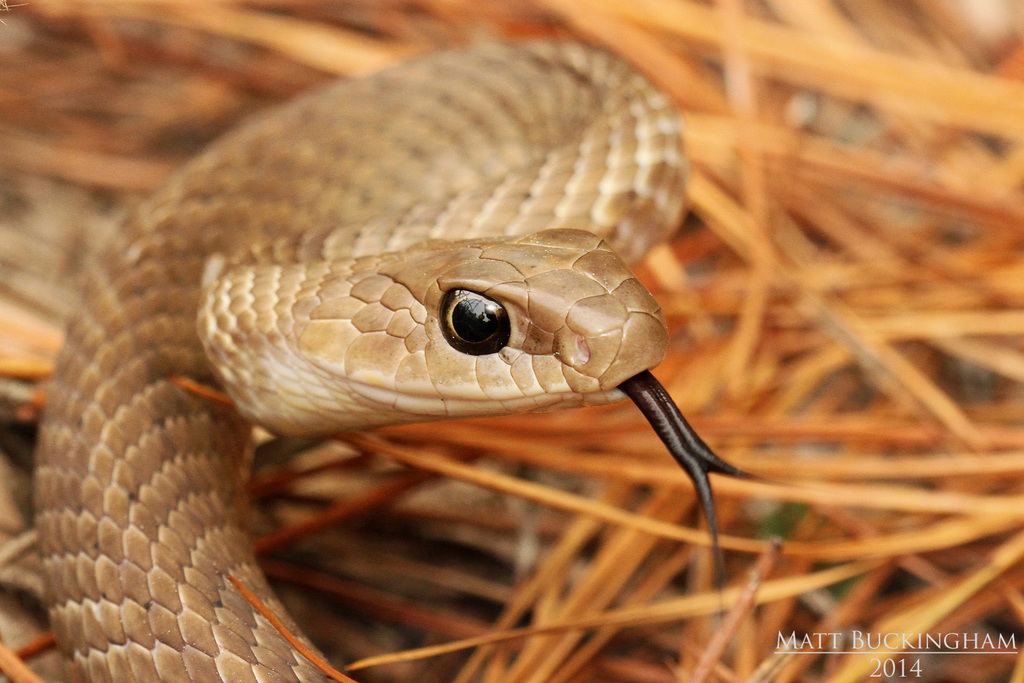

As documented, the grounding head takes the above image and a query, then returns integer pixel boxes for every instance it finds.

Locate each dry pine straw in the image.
[1,1,1024,682]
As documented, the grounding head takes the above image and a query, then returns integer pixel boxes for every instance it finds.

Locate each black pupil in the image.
[453,297,499,343]
[441,289,510,356]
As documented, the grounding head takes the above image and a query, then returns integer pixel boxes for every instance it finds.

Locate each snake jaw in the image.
[348,381,628,425]
[619,370,750,584]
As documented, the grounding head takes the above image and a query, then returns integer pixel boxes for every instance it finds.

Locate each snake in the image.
[33,41,745,682]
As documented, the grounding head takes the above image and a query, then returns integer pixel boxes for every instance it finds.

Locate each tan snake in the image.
[34,41,744,682]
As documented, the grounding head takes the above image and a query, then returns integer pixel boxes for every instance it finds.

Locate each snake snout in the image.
[555,292,668,390]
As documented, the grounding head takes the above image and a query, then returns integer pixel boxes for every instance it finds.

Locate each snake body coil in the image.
[35,42,693,681]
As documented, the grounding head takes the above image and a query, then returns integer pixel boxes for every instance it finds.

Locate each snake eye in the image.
[440,289,510,355]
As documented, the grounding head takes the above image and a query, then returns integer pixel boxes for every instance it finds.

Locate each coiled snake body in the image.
[35,42,740,682]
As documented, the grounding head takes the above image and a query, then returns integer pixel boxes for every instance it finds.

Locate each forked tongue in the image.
[619,370,750,586]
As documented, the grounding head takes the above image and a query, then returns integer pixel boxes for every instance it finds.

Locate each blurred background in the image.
[2,1,1024,681]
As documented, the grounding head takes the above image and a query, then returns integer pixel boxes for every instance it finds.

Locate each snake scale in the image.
[34,41,743,682]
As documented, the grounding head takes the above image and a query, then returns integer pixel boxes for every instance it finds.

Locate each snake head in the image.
[199,229,670,434]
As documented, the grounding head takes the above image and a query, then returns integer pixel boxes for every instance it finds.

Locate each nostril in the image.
[553,329,593,368]
[575,335,591,365]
